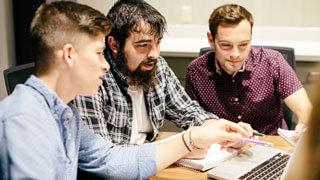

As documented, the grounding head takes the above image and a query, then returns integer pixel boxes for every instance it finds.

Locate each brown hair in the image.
[304,81,320,179]
[106,0,166,52]
[30,1,111,75]
[208,4,253,38]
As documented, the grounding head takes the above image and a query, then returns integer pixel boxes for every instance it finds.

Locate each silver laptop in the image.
[207,145,291,180]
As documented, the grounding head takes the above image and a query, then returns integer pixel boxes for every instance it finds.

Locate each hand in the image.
[201,118,218,126]
[292,123,307,143]
[225,122,253,149]
[183,147,209,159]
[191,119,251,149]
[237,122,253,137]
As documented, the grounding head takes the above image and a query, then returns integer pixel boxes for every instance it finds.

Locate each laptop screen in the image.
[208,133,307,179]
[280,133,306,179]
[207,145,289,179]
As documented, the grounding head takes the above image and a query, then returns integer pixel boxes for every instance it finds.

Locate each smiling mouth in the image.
[228,60,242,65]
[228,59,241,62]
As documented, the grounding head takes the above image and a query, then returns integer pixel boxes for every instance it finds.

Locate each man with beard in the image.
[1,1,251,179]
[74,0,242,146]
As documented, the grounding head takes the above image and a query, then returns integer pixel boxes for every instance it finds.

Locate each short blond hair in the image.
[30,1,110,75]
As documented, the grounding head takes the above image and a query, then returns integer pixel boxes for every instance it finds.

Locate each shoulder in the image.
[250,46,287,69]
[99,71,118,95]
[0,84,49,122]
[0,85,60,147]
[156,56,170,71]
[187,51,213,73]
[251,46,281,54]
[251,46,284,62]
[155,56,174,79]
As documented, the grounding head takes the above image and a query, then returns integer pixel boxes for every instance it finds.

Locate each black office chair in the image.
[199,46,296,129]
[3,62,35,95]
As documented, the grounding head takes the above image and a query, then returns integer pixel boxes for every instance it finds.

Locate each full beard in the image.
[114,51,158,91]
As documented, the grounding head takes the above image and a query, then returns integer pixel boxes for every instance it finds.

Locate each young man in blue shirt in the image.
[0,1,251,179]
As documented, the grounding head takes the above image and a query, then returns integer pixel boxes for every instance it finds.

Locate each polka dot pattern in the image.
[185,46,302,135]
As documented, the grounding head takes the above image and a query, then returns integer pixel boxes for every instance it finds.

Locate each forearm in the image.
[202,118,219,126]
[296,103,312,125]
[294,104,311,135]
[284,88,312,125]
[79,121,157,179]
[166,101,218,128]
[156,132,190,170]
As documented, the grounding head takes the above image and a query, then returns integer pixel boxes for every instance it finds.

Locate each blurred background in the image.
[82,0,320,26]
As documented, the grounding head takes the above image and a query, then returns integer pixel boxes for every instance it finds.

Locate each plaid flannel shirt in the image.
[74,52,217,144]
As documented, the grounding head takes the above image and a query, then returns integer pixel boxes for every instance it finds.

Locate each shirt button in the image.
[67,158,72,164]
[237,115,242,120]
[234,98,239,102]
[232,79,235,82]
[64,120,69,126]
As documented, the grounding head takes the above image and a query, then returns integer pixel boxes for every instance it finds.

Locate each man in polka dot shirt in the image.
[186,4,312,139]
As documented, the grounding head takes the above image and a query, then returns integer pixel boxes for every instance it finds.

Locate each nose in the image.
[147,43,160,59]
[101,58,110,73]
[230,47,240,59]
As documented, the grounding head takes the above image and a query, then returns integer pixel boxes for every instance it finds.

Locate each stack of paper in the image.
[175,144,238,171]
[277,128,296,146]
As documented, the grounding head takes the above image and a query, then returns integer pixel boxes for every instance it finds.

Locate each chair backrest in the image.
[199,46,296,129]
[199,46,295,69]
[3,62,35,95]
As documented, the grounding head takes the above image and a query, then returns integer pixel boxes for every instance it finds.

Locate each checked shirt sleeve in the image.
[160,58,218,128]
[73,87,110,139]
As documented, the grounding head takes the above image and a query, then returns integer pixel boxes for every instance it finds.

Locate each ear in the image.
[107,36,119,53]
[62,43,75,66]
[207,32,215,49]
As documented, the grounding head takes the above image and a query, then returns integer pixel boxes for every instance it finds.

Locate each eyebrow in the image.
[218,40,251,44]
[134,39,152,44]
[97,45,106,50]
[134,36,163,44]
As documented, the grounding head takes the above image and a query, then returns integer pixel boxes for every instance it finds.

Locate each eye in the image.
[97,51,104,55]
[220,43,232,50]
[137,43,148,47]
[239,43,248,50]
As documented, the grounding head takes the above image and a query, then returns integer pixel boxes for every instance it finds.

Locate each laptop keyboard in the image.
[239,153,290,180]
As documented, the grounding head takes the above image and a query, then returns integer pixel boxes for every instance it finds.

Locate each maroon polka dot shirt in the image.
[186,46,302,135]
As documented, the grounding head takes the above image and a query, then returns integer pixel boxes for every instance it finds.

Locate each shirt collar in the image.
[214,57,222,75]
[25,75,74,120]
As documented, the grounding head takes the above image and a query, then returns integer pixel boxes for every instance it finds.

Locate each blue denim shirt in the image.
[0,76,157,179]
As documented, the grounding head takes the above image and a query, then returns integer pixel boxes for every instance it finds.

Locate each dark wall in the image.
[12,0,45,65]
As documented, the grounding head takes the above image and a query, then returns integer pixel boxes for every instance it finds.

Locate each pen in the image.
[252,130,265,137]
[240,138,274,147]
